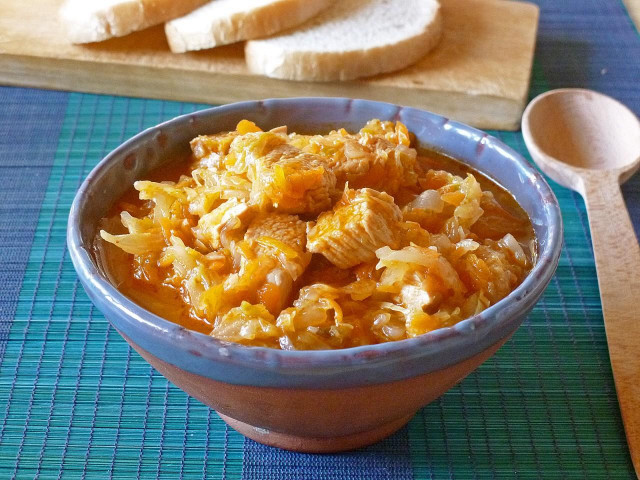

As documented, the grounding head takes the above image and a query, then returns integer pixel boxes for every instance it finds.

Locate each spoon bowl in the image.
[523,88,640,190]
[523,88,640,478]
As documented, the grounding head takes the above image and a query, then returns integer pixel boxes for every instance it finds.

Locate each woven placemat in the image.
[0,0,639,478]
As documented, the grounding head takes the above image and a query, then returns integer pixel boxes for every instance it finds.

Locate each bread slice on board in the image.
[165,0,337,54]
[60,0,210,44]
[245,0,442,82]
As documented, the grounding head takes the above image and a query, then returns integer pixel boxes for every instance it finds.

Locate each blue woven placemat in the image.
[1,0,639,478]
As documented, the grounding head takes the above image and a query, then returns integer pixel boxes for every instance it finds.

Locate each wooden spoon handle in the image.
[581,172,640,476]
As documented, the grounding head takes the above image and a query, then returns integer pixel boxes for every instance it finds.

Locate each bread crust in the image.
[245,0,443,82]
[60,0,211,44]
[165,0,337,53]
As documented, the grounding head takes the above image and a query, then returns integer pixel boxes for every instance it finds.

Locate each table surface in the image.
[1,1,639,479]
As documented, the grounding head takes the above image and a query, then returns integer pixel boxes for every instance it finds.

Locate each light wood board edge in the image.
[622,0,640,32]
[0,54,524,131]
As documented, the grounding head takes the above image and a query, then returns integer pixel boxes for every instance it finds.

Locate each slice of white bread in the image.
[60,0,210,44]
[245,0,442,82]
[165,0,337,54]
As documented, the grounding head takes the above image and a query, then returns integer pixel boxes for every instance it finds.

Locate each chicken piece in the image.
[190,131,239,169]
[238,213,312,314]
[307,188,402,269]
[226,131,288,175]
[335,136,417,194]
[249,144,337,215]
[245,212,308,254]
[291,120,418,195]
[189,119,265,168]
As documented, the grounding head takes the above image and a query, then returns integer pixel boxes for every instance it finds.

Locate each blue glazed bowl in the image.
[68,98,562,452]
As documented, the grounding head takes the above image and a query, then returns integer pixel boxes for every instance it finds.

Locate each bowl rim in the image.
[67,97,563,375]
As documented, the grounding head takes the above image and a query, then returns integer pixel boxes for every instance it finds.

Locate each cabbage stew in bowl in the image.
[99,119,535,350]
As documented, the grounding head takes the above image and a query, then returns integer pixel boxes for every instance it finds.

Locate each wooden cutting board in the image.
[0,0,538,130]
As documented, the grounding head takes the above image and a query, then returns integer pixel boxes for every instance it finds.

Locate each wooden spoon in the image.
[522,88,640,477]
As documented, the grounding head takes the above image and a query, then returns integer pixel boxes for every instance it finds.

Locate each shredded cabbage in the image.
[99,119,534,349]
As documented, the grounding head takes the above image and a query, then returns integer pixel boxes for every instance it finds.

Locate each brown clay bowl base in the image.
[217,411,416,453]
[121,331,510,453]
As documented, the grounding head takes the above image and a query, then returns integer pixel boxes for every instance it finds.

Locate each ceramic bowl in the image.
[67,98,562,453]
